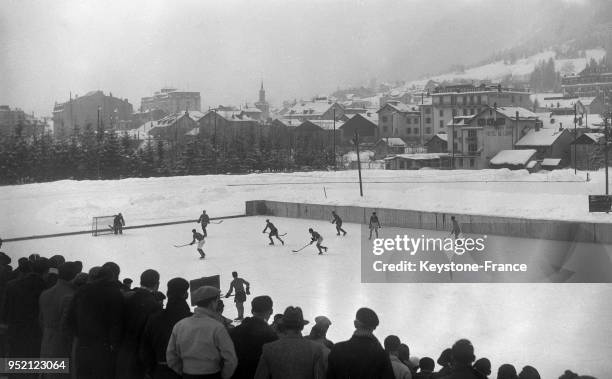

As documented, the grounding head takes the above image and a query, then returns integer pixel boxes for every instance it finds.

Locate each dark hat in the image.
[518,366,540,379]
[0,252,11,266]
[167,277,189,297]
[383,335,401,351]
[355,307,379,328]
[474,358,491,375]
[451,339,475,364]
[437,348,452,365]
[192,286,220,304]
[308,228,313,232]
[123,278,133,284]
[140,269,160,288]
[252,295,273,313]
[279,306,309,329]
[58,262,79,281]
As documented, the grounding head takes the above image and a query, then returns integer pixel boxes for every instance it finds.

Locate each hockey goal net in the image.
[91,215,116,236]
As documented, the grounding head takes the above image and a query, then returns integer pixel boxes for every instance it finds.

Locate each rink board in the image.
[246,200,612,243]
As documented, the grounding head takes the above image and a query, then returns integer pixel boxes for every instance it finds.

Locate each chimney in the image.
[559,122,563,131]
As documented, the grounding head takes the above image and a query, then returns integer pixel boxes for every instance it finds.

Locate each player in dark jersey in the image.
[309,228,328,255]
[263,219,284,245]
[197,210,210,237]
[368,212,381,240]
[189,229,206,259]
[450,216,461,239]
[225,271,250,321]
[113,213,125,235]
[331,211,347,236]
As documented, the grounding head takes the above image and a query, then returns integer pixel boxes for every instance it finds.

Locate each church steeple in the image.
[259,81,265,103]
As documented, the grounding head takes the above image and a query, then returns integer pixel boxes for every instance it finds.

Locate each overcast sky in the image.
[0,0,586,116]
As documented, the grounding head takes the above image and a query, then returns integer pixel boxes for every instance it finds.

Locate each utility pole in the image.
[354,131,364,197]
[606,116,610,195]
[574,103,577,175]
[333,108,336,170]
[451,116,455,169]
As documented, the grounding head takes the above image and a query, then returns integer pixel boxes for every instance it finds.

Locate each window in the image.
[453,130,458,138]
[453,142,458,151]
[425,118,431,123]
[439,109,444,117]
[470,108,475,115]
[468,129,477,137]
[462,109,468,116]
[477,95,481,104]
[414,118,419,124]
[400,161,405,169]
[439,120,444,128]
[511,95,515,103]
[406,128,412,134]
[407,118,412,124]
[414,128,419,134]
[382,116,388,123]
[468,143,478,152]
[452,109,457,117]
[425,107,431,114]
[470,158,475,167]
[383,126,388,132]
[425,127,431,134]
[458,158,463,168]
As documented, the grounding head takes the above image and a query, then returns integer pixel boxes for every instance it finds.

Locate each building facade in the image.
[431,84,532,144]
[254,82,270,121]
[0,106,45,138]
[376,102,422,144]
[140,88,201,113]
[562,72,612,98]
[52,91,134,139]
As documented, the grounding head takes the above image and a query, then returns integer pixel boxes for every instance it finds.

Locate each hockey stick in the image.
[279,233,287,236]
[292,243,311,253]
[174,243,191,248]
[210,220,224,224]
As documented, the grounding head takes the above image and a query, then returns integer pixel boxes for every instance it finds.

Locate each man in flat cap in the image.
[167,286,237,379]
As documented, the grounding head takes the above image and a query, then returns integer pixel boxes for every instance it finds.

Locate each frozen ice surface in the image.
[4,216,611,378]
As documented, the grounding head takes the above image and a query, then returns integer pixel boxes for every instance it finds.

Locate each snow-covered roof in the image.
[447,116,476,127]
[377,138,407,147]
[286,101,339,117]
[273,118,301,127]
[430,133,448,142]
[583,133,604,143]
[308,119,345,131]
[378,102,419,114]
[530,93,564,106]
[490,149,536,166]
[526,160,538,169]
[515,127,567,147]
[541,158,562,166]
[384,153,449,161]
[343,150,374,162]
[185,128,200,136]
[495,106,539,120]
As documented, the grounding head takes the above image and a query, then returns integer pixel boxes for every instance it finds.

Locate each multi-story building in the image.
[562,71,612,98]
[140,88,201,113]
[448,106,540,169]
[376,101,422,144]
[52,91,133,139]
[0,106,45,138]
[431,84,532,138]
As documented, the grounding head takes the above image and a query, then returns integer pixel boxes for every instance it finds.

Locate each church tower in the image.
[255,80,270,120]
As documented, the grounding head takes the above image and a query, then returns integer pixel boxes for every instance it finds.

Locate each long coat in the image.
[115,288,162,379]
[255,334,326,379]
[39,279,75,357]
[140,298,192,379]
[229,316,278,379]
[326,332,395,379]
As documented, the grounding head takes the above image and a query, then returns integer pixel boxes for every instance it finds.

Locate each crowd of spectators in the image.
[0,245,600,379]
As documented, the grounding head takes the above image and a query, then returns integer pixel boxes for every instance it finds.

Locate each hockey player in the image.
[225,271,250,321]
[196,210,210,237]
[189,229,206,259]
[368,212,381,240]
[450,216,461,239]
[309,228,328,255]
[113,213,125,235]
[263,219,284,245]
[331,211,347,236]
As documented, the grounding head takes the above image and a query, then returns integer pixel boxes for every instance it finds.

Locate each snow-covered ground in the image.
[412,48,606,84]
[3,216,611,378]
[2,169,612,240]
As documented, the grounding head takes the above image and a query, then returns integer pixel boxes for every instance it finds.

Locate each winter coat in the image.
[140,298,192,378]
[254,334,326,379]
[2,273,46,357]
[229,316,278,379]
[115,287,162,379]
[326,331,395,379]
[39,279,75,357]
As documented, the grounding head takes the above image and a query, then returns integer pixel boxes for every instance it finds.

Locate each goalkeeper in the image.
[224,271,250,321]
[113,213,125,235]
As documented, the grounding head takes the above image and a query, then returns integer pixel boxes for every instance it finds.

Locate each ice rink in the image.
[5,216,612,377]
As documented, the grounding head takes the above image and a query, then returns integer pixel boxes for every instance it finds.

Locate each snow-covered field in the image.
[3,216,611,378]
[2,168,612,239]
